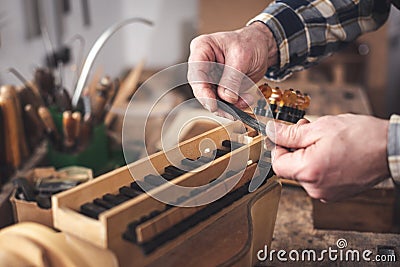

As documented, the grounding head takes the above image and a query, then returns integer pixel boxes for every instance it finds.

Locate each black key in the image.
[141,240,159,255]
[164,165,187,176]
[225,170,238,178]
[128,220,140,232]
[189,188,202,197]
[143,226,177,251]
[221,140,244,151]
[94,198,115,209]
[130,182,144,192]
[197,156,213,163]
[36,194,51,209]
[176,195,189,204]
[181,158,203,168]
[144,174,166,186]
[13,177,36,201]
[123,230,137,243]
[150,210,161,218]
[80,203,106,219]
[144,174,165,186]
[139,214,152,223]
[103,193,130,205]
[161,172,176,181]
[215,149,229,158]
[119,186,142,198]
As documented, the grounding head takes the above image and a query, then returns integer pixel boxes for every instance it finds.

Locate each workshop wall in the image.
[0,0,197,91]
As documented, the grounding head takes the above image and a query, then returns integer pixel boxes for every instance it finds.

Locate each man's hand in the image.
[267,114,390,202]
[188,22,278,115]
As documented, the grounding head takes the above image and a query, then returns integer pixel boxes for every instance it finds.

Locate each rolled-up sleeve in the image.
[388,115,400,185]
[248,0,391,81]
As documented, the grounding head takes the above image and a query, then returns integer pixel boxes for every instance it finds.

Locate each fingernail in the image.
[203,100,217,112]
[223,89,238,101]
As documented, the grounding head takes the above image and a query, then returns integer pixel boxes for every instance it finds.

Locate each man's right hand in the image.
[187,22,278,116]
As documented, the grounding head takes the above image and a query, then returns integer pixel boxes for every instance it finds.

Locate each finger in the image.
[213,109,236,121]
[188,61,218,112]
[297,118,310,125]
[216,60,247,104]
[265,120,316,148]
[234,93,254,110]
[192,82,218,112]
[188,38,221,112]
[272,146,307,179]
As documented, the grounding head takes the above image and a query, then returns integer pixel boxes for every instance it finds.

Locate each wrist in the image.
[248,22,278,68]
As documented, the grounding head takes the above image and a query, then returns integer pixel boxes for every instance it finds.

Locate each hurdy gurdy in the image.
[0,84,310,267]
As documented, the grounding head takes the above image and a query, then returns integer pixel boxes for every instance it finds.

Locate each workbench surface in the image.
[259,186,400,266]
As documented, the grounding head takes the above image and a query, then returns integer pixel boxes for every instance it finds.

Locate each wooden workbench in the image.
[258,186,400,266]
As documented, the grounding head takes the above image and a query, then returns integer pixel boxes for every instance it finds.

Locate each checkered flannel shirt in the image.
[389,115,400,185]
[248,0,400,184]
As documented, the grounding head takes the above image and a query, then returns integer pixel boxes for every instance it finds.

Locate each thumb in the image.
[217,62,246,104]
[266,120,315,148]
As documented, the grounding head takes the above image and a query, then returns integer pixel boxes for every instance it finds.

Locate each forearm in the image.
[248,0,391,80]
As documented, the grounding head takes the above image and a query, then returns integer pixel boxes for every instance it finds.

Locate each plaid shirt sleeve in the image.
[247,0,391,81]
[388,115,400,185]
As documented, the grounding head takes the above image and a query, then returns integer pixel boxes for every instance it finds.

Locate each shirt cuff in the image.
[247,2,310,81]
[388,114,400,185]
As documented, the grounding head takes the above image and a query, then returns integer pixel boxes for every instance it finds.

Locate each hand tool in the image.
[0,86,25,168]
[92,76,111,124]
[217,100,266,135]
[72,111,82,146]
[62,111,75,149]
[38,106,61,148]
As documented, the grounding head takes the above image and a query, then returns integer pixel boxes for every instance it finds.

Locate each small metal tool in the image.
[217,100,266,135]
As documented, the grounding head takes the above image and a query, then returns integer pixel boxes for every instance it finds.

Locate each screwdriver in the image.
[38,106,61,148]
[62,111,75,149]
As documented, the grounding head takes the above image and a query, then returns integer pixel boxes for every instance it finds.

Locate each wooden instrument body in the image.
[53,121,281,266]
